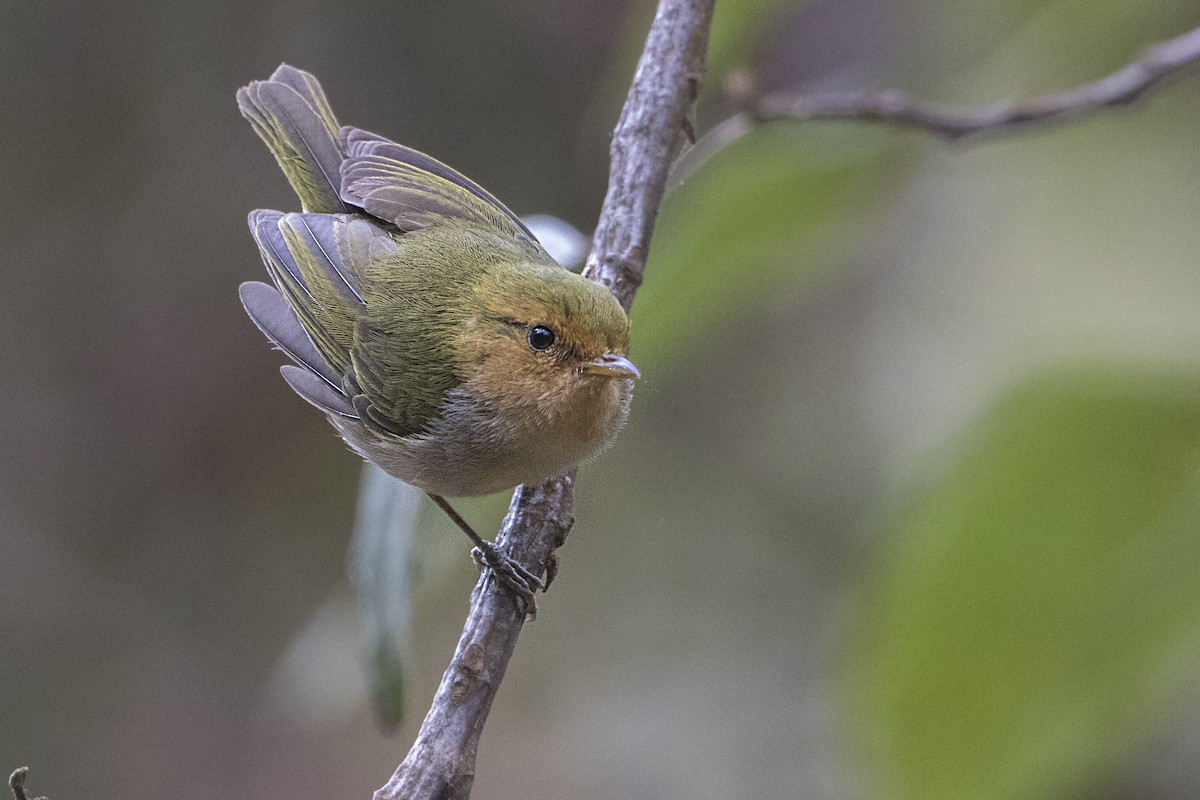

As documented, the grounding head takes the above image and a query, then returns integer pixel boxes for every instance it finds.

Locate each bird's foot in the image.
[426,492,543,619]
[471,542,544,620]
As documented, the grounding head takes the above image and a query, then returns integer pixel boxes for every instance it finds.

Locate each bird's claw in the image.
[471,542,543,619]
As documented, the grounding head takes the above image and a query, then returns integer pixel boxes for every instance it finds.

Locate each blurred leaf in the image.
[348,461,425,732]
[848,365,1200,800]
[704,0,808,84]
[367,628,408,731]
[631,125,899,372]
[925,0,1200,101]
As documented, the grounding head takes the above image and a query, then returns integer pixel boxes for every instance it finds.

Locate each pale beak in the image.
[580,353,640,380]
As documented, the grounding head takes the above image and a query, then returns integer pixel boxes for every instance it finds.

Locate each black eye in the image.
[527,324,556,352]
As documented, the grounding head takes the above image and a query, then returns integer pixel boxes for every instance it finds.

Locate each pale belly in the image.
[331,381,633,496]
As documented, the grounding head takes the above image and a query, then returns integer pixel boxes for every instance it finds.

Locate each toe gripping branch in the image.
[427,493,544,618]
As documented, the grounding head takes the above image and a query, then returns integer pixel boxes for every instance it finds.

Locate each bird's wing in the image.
[247,209,399,375]
[237,64,349,214]
[238,281,340,388]
[339,127,545,254]
[246,209,446,436]
[239,281,358,418]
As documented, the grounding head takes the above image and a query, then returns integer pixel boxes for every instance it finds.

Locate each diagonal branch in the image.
[742,24,1200,140]
[673,24,1200,187]
[372,1,714,798]
[583,0,713,306]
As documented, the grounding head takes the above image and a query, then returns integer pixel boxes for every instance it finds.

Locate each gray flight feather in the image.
[239,281,342,390]
[340,127,534,239]
[279,213,365,304]
[338,127,542,255]
[248,210,313,300]
[236,66,348,215]
[280,365,358,419]
[248,209,354,373]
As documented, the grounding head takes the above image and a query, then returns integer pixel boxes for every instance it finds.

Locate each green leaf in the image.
[631,125,898,372]
[847,365,1200,800]
[348,461,425,732]
[704,0,807,84]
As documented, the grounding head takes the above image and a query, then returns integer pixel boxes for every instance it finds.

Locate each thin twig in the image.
[752,23,1200,139]
[672,24,1200,188]
[372,1,715,798]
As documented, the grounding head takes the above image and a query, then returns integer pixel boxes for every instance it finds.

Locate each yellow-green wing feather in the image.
[248,210,383,378]
[340,128,546,256]
[237,65,347,214]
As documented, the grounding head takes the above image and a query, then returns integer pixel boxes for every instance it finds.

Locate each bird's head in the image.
[458,260,639,445]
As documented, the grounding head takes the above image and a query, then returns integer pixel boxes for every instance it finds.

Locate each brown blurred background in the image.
[4,1,1200,798]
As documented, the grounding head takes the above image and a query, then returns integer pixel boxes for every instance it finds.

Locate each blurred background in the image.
[4,0,1200,798]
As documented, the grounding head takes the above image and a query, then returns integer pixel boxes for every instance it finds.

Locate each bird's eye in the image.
[527,324,556,352]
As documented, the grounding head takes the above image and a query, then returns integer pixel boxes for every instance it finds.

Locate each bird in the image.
[236,65,638,612]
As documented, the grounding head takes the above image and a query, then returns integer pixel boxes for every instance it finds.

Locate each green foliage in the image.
[848,366,1200,800]
[704,0,806,84]
[349,463,424,731]
[631,125,899,371]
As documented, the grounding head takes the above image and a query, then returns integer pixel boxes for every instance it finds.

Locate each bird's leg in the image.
[426,493,543,617]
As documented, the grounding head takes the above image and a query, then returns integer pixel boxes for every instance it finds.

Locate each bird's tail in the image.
[237,64,349,214]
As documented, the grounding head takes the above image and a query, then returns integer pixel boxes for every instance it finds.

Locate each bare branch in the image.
[754,26,1200,139]
[748,24,1200,139]
[584,0,715,308]
[374,481,574,800]
[673,24,1200,186]
[373,1,714,798]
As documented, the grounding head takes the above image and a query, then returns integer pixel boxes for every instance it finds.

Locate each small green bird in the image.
[237,65,638,607]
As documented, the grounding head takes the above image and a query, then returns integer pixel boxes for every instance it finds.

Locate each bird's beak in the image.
[580,353,640,380]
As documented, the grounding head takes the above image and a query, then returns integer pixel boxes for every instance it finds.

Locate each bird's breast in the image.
[331,378,632,497]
